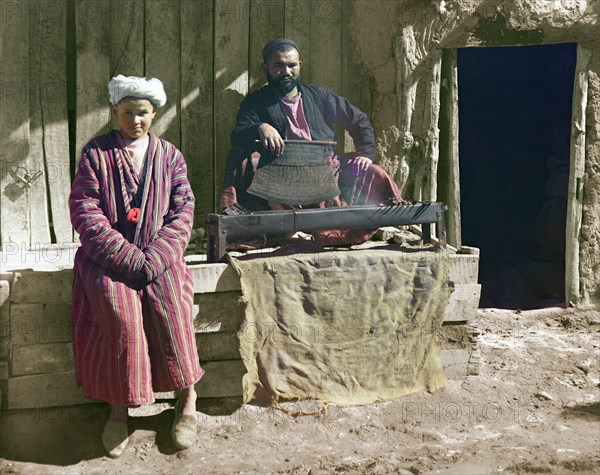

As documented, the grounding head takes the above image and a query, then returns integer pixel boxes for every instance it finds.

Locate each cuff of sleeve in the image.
[127,248,146,278]
[245,126,262,146]
[355,150,375,161]
[131,251,146,274]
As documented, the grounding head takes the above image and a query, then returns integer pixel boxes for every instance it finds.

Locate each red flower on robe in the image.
[127,207,140,224]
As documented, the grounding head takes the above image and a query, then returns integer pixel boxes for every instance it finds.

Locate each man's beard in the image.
[267,72,300,94]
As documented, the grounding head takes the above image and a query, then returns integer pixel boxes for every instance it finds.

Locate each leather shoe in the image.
[102,421,129,458]
[172,400,197,450]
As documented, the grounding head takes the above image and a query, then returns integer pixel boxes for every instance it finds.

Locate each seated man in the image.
[221,38,401,245]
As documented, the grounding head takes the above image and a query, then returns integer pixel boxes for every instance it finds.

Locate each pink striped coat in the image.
[69,131,203,404]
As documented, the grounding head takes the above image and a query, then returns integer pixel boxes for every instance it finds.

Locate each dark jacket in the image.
[229,83,376,160]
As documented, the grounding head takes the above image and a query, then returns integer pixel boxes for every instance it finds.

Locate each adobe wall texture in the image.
[348,0,600,305]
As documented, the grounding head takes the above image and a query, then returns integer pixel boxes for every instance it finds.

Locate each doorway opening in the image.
[457,43,577,309]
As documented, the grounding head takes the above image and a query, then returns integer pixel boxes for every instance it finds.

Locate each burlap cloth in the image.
[229,247,449,405]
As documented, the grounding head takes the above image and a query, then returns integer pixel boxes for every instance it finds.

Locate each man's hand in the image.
[348,155,372,176]
[258,123,285,157]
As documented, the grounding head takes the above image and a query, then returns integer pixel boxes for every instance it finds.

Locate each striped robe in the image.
[69,131,203,405]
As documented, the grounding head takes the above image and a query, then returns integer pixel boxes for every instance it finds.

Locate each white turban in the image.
[108,75,167,108]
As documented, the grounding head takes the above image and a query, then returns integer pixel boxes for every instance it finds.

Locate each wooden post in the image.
[565,45,591,306]
[394,29,418,137]
[422,48,442,203]
[420,49,442,241]
[440,48,461,248]
[394,29,419,198]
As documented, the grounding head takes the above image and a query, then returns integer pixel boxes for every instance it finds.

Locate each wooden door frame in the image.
[565,45,591,306]
[398,41,589,305]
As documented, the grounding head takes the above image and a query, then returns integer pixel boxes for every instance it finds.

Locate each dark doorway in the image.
[458,43,576,309]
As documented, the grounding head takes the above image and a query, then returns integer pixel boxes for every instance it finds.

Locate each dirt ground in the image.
[1,306,599,475]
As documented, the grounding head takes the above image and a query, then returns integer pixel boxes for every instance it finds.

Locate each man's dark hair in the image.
[271,43,297,57]
[262,38,300,63]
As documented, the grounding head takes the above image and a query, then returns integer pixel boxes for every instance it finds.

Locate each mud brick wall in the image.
[0,250,480,410]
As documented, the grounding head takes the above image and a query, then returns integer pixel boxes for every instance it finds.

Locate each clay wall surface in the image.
[348,0,600,304]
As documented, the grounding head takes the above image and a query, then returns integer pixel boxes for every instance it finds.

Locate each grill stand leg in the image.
[437,211,447,248]
[422,223,431,245]
[206,215,228,263]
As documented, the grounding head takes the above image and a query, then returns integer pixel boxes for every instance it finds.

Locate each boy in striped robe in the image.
[69,75,203,457]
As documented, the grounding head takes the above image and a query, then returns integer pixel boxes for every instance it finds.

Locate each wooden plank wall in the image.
[1,0,33,245]
[0,0,370,245]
